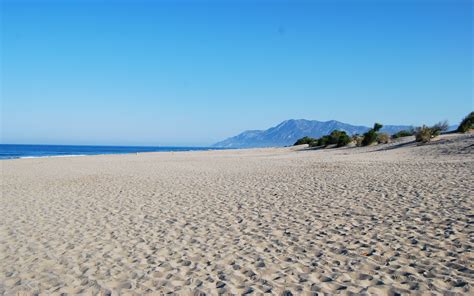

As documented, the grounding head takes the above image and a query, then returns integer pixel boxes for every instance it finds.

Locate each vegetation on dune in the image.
[315,135,331,147]
[352,134,364,147]
[373,123,383,132]
[293,136,317,146]
[294,130,351,148]
[376,133,390,144]
[294,123,394,149]
[361,130,377,146]
[457,111,474,133]
[294,112,472,150]
[334,130,351,147]
[316,130,351,147]
[431,121,449,137]
[392,129,414,139]
[414,121,448,144]
[414,125,432,143]
[362,123,383,146]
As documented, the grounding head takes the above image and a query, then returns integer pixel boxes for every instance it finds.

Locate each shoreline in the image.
[0,147,233,161]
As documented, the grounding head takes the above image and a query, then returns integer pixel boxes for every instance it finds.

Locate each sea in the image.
[0,144,224,160]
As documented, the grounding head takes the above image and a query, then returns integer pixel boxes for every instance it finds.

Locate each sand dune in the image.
[1,134,473,295]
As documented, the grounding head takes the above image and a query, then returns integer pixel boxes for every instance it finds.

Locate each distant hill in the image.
[213,119,413,148]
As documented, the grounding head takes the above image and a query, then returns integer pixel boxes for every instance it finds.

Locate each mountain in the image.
[213,119,413,148]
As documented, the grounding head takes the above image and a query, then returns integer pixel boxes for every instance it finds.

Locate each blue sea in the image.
[0,144,223,160]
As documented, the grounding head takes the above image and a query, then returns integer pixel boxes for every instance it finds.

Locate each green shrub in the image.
[373,123,383,132]
[431,121,448,137]
[336,132,351,147]
[362,123,384,146]
[317,135,331,146]
[329,130,344,145]
[362,130,377,146]
[308,130,351,148]
[392,130,413,139]
[324,130,351,147]
[294,136,316,146]
[457,112,474,133]
[352,134,363,147]
[414,122,448,144]
[377,133,390,144]
[415,125,432,143]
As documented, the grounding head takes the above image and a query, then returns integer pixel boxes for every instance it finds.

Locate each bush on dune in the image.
[308,140,319,147]
[323,130,351,147]
[415,125,432,143]
[377,133,390,144]
[457,111,474,133]
[373,123,383,132]
[316,135,331,147]
[414,121,448,144]
[430,121,449,137]
[392,130,414,139]
[362,123,383,146]
[301,130,351,148]
[294,136,317,146]
[352,134,363,147]
[336,132,351,147]
[362,130,377,146]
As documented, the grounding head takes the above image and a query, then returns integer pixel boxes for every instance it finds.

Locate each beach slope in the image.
[1,134,473,295]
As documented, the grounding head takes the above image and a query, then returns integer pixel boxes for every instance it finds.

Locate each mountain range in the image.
[212,119,413,148]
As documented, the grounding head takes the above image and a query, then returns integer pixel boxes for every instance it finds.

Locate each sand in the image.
[1,133,473,295]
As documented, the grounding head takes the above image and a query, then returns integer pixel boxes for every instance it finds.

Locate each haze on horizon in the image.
[1,0,472,146]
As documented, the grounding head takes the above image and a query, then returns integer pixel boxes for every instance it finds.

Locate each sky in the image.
[1,0,472,146]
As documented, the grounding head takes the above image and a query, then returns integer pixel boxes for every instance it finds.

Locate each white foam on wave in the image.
[19,154,87,159]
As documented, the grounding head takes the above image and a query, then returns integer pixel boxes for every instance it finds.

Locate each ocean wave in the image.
[18,154,87,159]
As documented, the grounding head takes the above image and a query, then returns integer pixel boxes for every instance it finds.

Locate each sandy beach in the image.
[1,133,473,295]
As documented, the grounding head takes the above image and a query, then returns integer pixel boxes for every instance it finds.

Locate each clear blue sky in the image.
[2,0,472,146]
